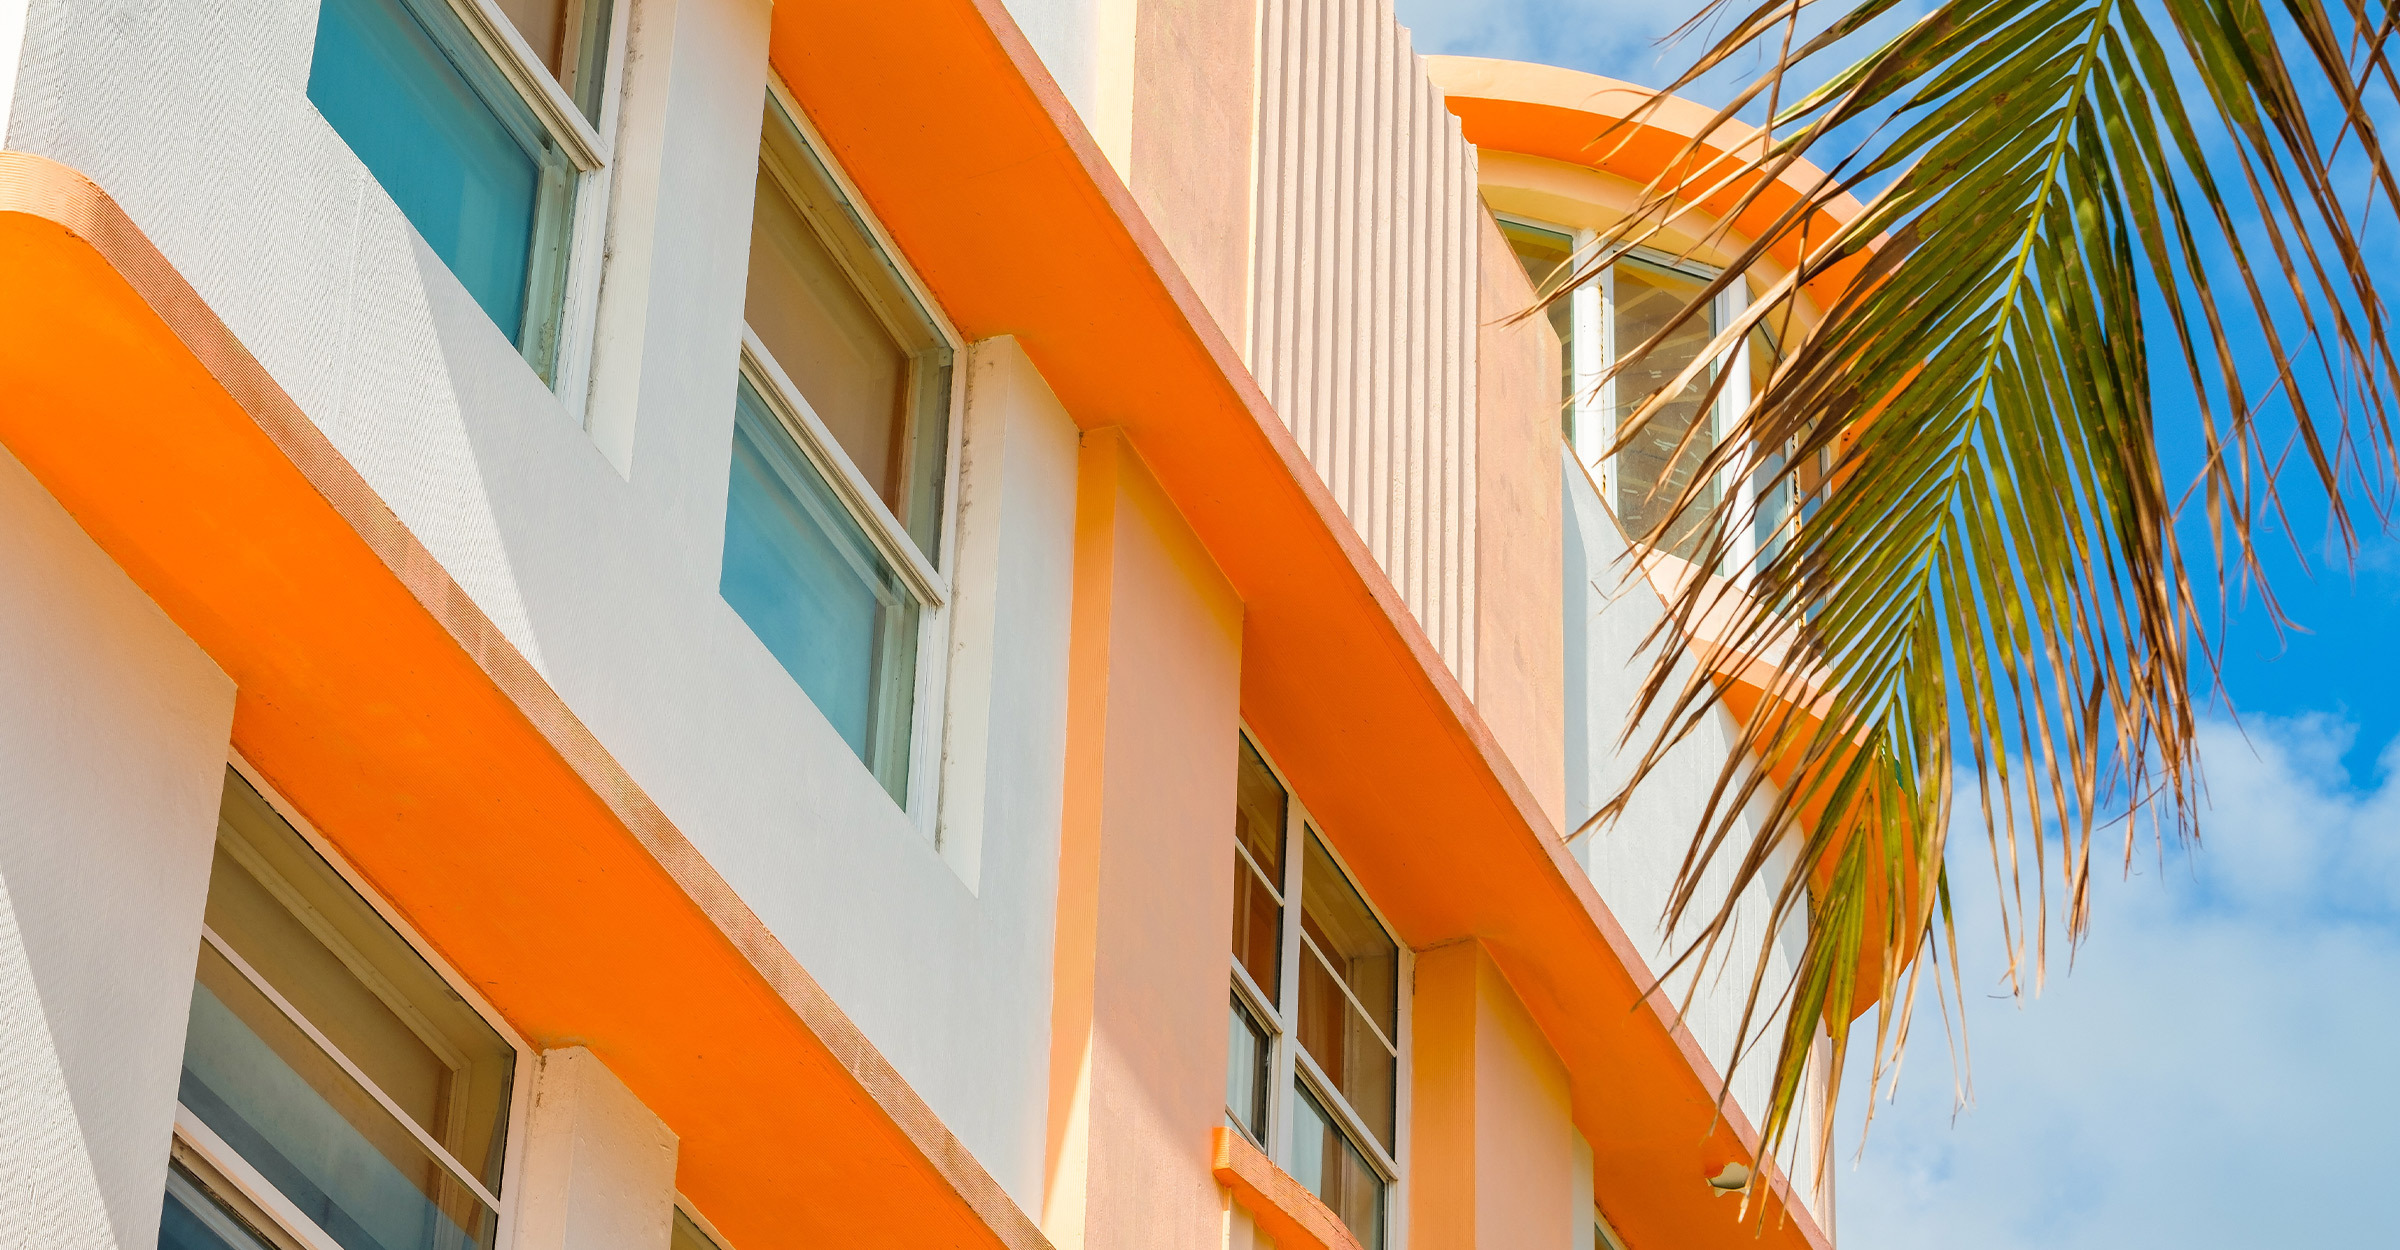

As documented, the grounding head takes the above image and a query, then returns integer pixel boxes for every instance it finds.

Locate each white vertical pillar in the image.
[1571,241,1609,483]
[0,446,237,1250]
[512,1047,682,1250]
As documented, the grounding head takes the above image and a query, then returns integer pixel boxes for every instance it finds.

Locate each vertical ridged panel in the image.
[1250,0,1479,694]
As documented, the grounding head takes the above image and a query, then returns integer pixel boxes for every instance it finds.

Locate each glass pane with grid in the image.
[1291,1081,1385,1249]
[488,0,616,121]
[308,0,580,378]
[747,99,954,564]
[721,377,923,800]
[1610,256,1720,559]
[1296,830,1397,1148]
[180,771,515,1250]
[1499,219,1579,436]
[1226,993,1272,1143]
[1231,736,1288,997]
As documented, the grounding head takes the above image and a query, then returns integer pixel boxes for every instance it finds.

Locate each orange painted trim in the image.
[1210,1128,1362,1250]
[0,153,1044,1250]
[1427,56,1868,312]
[769,6,1830,1249]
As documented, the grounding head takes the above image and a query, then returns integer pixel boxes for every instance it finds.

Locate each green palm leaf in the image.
[1558,0,2399,1196]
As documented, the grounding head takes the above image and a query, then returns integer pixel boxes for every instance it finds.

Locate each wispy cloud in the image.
[1392,0,1933,111]
[1837,715,2400,1248]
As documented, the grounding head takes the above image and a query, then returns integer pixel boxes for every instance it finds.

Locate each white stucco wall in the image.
[1561,449,1824,1201]
[514,1047,682,1250]
[993,0,1112,145]
[0,446,238,1249]
[4,0,1079,1211]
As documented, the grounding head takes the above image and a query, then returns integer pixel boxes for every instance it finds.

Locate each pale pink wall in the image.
[1046,428,1246,1250]
[1128,0,1260,346]
[1411,939,1579,1249]
[1473,207,1567,833]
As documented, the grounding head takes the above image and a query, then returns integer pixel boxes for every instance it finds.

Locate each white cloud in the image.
[1834,715,2400,1249]
[1391,0,1934,109]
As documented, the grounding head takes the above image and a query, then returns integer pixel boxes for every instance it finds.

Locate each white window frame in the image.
[1497,212,1764,573]
[389,0,632,412]
[173,755,540,1250]
[737,74,971,834]
[1227,729,1413,1249]
[1595,1207,1631,1250]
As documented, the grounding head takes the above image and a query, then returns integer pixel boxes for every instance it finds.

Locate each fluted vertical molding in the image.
[1249,0,1479,694]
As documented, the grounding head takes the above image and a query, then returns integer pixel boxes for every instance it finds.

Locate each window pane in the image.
[490,0,565,78]
[1297,831,1397,1149]
[1233,856,1283,1002]
[1296,941,1397,1150]
[1500,219,1573,290]
[182,943,499,1250]
[1299,832,1396,1037]
[1231,737,1286,996]
[1611,257,1719,559]
[161,1162,282,1250]
[1500,220,1579,437]
[489,0,615,125]
[722,377,921,801]
[1226,993,1271,1143]
[206,773,515,1193]
[309,0,576,376]
[670,1210,724,1250]
[1291,1082,1386,1250]
[747,100,953,563]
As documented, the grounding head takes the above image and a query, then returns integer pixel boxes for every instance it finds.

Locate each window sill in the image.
[1209,1126,1365,1250]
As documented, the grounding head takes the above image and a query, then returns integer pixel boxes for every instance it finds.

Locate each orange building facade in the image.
[0,3,1845,1250]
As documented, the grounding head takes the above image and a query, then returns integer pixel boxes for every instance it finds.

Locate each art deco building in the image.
[0,2,1858,1249]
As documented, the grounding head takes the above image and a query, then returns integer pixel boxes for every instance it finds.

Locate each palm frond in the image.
[1558,0,2399,1198]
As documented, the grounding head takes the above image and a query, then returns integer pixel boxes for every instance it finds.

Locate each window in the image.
[1743,321,1832,574]
[1608,256,1721,561]
[1497,218,1578,438]
[670,1207,730,1250]
[1500,217,1781,571]
[1225,733,1402,1250]
[721,90,959,807]
[309,0,621,386]
[170,768,522,1250]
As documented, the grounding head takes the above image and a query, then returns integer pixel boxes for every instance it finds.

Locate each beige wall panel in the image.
[1472,207,1566,832]
[1249,0,1480,690]
[1046,430,1246,1250]
[514,1047,682,1250]
[1129,0,1263,345]
[1409,940,1578,1250]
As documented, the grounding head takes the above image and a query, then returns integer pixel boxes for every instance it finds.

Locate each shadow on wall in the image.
[1557,446,1816,1173]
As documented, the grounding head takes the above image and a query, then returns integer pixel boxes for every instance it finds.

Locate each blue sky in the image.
[1389,0,2400,1243]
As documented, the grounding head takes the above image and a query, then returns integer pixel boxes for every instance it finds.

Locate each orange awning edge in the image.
[0,153,1044,1250]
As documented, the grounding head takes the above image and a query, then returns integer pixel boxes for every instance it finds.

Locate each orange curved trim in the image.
[0,153,1044,1250]
[1210,1128,1361,1250]
[1428,55,1868,312]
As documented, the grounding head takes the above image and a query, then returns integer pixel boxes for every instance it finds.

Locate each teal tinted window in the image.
[309,0,577,376]
[722,378,922,801]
